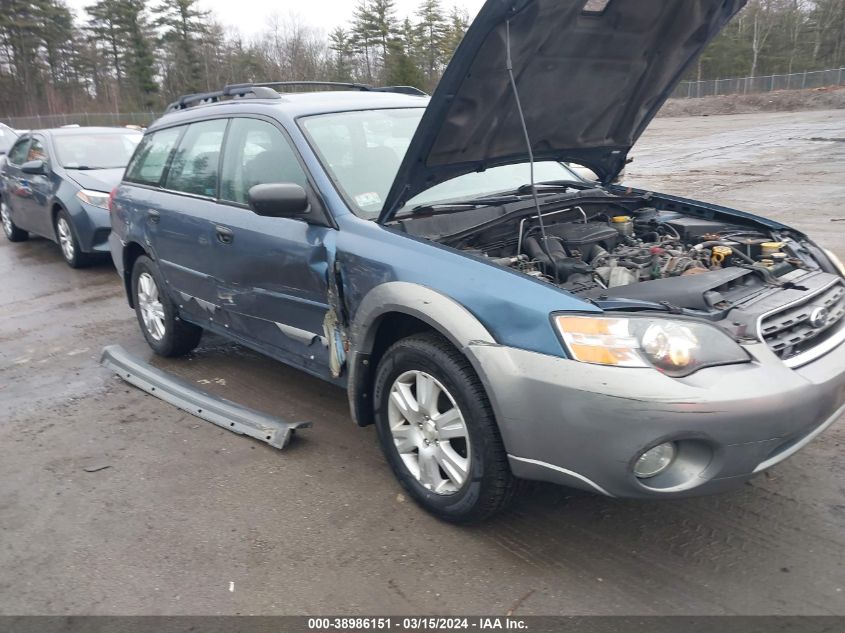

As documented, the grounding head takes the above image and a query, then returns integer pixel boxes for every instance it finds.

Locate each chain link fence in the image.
[672,67,845,99]
[0,111,158,130]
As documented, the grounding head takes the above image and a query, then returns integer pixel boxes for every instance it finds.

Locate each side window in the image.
[220,118,308,205]
[7,139,30,165]
[27,137,49,164]
[125,127,182,187]
[165,119,228,197]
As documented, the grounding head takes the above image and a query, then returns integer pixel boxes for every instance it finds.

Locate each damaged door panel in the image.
[211,215,335,377]
[210,116,336,378]
[324,260,352,379]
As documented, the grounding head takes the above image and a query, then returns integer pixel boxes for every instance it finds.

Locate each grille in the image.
[760,281,845,360]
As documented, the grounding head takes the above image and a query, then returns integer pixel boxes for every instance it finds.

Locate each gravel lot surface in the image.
[1,110,843,616]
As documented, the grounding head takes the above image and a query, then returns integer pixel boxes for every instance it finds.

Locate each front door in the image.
[2,137,32,229]
[211,117,335,376]
[17,135,54,237]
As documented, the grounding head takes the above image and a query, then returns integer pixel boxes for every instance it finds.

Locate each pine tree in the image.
[85,0,157,109]
[415,0,448,86]
[154,0,209,95]
[442,6,470,62]
[369,0,399,70]
[351,1,379,82]
[329,27,354,81]
[40,1,76,84]
[86,0,125,84]
[385,18,425,88]
[116,0,158,108]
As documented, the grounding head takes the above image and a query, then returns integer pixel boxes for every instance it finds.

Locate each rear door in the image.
[211,116,334,375]
[154,119,229,318]
[124,122,225,315]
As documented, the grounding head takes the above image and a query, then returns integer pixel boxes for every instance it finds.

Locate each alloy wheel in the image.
[387,370,471,495]
[1,202,12,237]
[56,216,75,262]
[137,272,166,341]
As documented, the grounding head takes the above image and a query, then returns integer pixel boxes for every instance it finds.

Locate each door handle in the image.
[148,209,160,224]
[215,225,234,245]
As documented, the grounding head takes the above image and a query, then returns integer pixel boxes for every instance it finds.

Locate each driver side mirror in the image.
[21,159,46,175]
[248,183,311,219]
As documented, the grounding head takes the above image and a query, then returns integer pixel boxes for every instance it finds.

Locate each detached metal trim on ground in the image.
[100,345,311,449]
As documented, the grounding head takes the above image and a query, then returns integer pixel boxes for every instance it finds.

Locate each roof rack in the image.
[255,81,373,92]
[256,82,428,97]
[372,85,428,96]
[165,81,428,112]
[165,84,281,112]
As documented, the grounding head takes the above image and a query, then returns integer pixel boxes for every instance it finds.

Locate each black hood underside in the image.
[380,0,747,222]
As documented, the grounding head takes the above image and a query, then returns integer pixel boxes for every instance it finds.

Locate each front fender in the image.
[346,281,497,426]
[61,196,111,252]
[349,281,496,351]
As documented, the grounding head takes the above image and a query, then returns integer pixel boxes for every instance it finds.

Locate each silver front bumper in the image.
[467,337,845,499]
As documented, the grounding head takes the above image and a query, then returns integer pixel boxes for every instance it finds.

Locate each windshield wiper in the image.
[409,194,524,216]
[405,187,598,218]
[516,180,592,194]
[64,165,122,170]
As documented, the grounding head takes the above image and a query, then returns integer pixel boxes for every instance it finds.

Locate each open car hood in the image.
[379,0,746,222]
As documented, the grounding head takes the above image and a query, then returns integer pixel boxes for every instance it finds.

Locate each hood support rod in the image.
[505,18,558,283]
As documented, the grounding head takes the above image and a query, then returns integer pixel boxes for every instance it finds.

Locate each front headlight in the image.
[822,248,845,278]
[554,315,750,377]
[76,189,110,210]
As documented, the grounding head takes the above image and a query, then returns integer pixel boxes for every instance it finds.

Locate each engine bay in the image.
[387,185,845,365]
[389,186,845,329]
[485,206,807,296]
[394,188,832,312]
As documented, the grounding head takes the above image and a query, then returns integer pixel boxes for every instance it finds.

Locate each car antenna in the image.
[505,18,558,283]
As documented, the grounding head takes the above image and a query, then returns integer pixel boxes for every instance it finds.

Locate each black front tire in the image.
[1,199,28,242]
[373,333,518,524]
[131,255,203,357]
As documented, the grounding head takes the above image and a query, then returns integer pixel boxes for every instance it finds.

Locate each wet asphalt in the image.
[0,110,844,615]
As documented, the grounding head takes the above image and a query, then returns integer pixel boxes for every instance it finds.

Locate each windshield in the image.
[301,108,583,219]
[54,131,142,169]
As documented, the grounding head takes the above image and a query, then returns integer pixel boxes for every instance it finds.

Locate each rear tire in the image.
[131,255,202,357]
[1,199,28,242]
[55,209,93,268]
[373,332,518,524]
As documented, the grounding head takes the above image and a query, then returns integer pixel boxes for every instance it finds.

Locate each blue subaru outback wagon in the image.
[110,0,845,522]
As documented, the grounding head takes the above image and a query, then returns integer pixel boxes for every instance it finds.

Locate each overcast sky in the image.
[65,1,488,37]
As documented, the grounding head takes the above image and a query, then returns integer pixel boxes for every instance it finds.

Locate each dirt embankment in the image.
[659,85,845,117]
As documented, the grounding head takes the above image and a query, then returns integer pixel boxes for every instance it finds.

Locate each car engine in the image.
[444,204,811,297]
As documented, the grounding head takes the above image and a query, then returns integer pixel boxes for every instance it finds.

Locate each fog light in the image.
[634,443,676,479]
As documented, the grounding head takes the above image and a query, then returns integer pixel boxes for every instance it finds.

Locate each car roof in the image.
[148,91,429,131]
